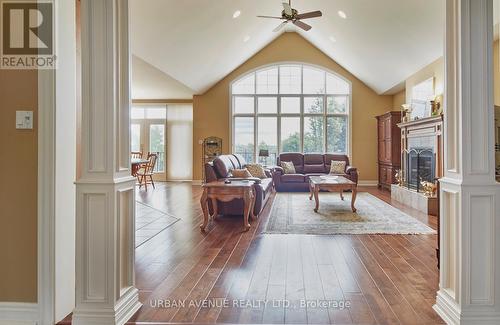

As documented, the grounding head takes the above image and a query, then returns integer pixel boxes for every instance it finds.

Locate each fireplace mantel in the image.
[397,115,444,129]
[399,115,444,183]
[391,114,444,216]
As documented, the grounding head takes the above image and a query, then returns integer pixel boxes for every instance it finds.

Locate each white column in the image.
[73,1,141,325]
[435,0,500,324]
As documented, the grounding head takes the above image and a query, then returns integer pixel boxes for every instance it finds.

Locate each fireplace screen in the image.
[405,148,435,191]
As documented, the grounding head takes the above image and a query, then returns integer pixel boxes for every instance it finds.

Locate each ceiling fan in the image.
[257,0,323,32]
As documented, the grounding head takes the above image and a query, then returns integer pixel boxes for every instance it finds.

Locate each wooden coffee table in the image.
[200,180,256,232]
[309,176,358,213]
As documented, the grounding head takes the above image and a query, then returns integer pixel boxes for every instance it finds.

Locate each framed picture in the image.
[411,77,434,119]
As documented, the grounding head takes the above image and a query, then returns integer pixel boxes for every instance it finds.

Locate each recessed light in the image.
[243,35,251,42]
[233,10,241,18]
[329,36,337,42]
[338,10,347,19]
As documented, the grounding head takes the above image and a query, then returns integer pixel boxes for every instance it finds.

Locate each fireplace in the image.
[391,116,443,216]
[405,135,437,191]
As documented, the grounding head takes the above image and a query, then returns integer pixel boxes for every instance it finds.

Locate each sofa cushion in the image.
[260,178,274,193]
[231,168,252,178]
[280,161,296,174]
[213,155,234,178]
[246,164,267,179]
[304,164,326,173]
[304,154,324,165]
[281,174,306,183]
[329,160,347,174]
[325,154,349,168]
[278,153,304,173]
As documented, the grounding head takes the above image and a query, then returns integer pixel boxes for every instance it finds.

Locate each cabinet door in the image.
[386,167,393,184]
[385,139,392,162]
[379,140,385,162]
[379,166,387,185]
[384,118,391,140]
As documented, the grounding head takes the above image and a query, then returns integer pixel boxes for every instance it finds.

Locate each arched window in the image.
[231,63,351,164]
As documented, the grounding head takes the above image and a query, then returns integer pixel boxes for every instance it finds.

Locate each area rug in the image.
[135,202,180,247]
[264,192,436,235]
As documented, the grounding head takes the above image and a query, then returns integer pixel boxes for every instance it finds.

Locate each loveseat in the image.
[272,153,358,192]
[204,154,273,216]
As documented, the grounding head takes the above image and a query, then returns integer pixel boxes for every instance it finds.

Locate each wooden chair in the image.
[137,153,158,191]
[131,151,143,159]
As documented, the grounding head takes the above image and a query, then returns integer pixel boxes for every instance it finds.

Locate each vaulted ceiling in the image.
[130,0,447,97]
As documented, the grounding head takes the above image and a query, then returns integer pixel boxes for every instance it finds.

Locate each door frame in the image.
[30,1,498,325]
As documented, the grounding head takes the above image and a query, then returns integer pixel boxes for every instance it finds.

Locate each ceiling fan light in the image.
[338,10,347,19]
[233,10,241,19]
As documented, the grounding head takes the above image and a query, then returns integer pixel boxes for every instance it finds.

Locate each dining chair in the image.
[137,153,158,191]
[131,151,143,159]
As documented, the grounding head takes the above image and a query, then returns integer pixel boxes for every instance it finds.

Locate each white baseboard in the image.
[0,303,39,325]
[358,180,378,186]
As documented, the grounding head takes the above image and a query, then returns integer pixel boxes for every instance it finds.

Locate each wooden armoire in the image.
[376,111,402,190]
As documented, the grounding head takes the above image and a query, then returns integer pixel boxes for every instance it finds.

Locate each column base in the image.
[435,290,500,325]
[72,287,141,325]
[434,290,461,325]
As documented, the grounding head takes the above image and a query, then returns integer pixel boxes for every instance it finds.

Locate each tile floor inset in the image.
[135,202,179,247]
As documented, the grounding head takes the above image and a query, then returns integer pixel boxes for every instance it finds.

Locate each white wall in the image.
[166,104,193,180]
[132,55,194,100]
[54,0,76,321]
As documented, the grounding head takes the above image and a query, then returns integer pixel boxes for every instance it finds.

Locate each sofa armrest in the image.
[264,168,273,178]
[346,166,357,174]
[272,166,284,175]
[345,166,358,184]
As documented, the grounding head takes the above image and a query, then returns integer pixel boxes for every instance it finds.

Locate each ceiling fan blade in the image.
[282,2,293,16]
[273,21,288,32]
[296,10,323,20]
[293,20,312,31]
[257,15,284,19]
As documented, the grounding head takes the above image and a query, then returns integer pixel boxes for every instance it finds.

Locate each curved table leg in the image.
[211,198,218,220]
[313,185,320,213]
[351,186,357,213]
[249,188,257,220]
[200,188,209,231]
[242,188,252,231]
[309,181,314,200]
[340,189,344,201]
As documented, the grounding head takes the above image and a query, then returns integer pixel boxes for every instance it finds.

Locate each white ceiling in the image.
[130,0,445,96]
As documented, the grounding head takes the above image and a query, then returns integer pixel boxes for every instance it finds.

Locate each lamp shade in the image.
[258,149,269,157]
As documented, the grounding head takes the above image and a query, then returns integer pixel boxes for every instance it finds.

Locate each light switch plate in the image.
[16,111,34,129]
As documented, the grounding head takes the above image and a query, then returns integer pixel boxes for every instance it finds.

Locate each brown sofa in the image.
[272,153,358,192]
[204,154,273,216]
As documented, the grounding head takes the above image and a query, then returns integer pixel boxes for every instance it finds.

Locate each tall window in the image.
[231,64,351,164]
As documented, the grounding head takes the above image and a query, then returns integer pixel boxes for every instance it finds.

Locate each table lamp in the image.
[258,149,269,166]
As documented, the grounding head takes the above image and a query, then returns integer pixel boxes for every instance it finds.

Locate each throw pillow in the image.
[281,161,296,174]
[231,168,252,178]
[329,160,346,174]
[245,164,267,179]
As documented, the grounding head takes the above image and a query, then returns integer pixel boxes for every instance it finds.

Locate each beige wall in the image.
[405,57,444,104]
[0,70,38,302]
[392,89,406,109]
[494,40,499,106]
[193,32,393,181]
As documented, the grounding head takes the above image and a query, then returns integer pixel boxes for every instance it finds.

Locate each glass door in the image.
[147,123,166,180]
[131,105,167,181]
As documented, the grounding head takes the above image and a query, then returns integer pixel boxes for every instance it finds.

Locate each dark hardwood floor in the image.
[61,182,443,325]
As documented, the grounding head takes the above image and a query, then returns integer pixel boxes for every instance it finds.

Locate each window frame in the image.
[230,63,352,163]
